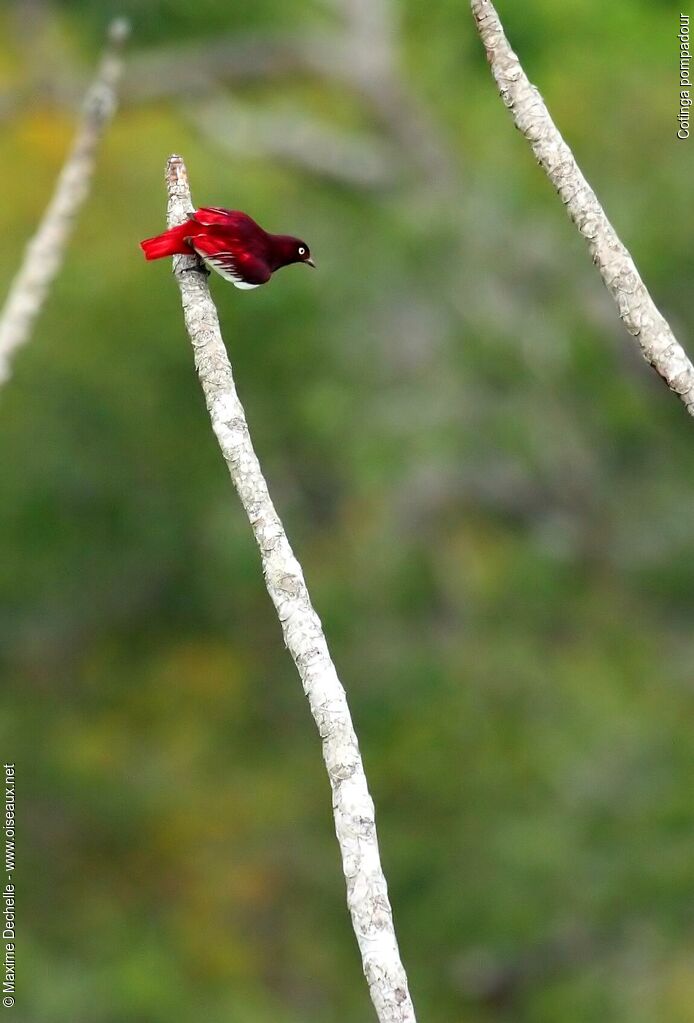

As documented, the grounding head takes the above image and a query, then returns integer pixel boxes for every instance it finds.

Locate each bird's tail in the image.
[140,221,194,260]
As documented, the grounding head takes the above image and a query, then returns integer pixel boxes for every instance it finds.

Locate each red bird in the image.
[140,207,315,290]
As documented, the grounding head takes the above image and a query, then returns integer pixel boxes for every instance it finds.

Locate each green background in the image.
[1,1,694,1020]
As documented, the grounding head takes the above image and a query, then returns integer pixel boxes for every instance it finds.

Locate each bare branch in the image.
[0,18,129,386]
[164,154,417,1023]
[471,0,694,414]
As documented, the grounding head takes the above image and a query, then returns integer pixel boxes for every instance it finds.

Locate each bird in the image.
[140,207,315,290]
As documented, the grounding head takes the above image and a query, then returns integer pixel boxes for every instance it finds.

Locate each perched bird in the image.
[140,207,314,290]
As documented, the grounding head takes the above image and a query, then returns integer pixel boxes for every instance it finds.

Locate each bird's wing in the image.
[193,208,261,231]
[188,231,271,289]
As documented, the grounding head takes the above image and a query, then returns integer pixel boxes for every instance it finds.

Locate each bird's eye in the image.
[298,246,306,256]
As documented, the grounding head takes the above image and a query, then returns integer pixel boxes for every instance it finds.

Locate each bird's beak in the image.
[306,258,316,268]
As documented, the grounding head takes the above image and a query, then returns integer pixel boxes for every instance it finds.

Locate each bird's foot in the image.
[179,259,210,277]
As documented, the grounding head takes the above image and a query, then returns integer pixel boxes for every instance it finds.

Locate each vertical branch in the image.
[471,0,694,414]
[0,18,129,386]
[165,154,416,1023]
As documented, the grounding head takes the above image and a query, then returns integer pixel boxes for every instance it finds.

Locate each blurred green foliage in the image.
[1,1,694,1021]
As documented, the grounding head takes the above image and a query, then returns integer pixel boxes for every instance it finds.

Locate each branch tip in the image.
[107,17,131,47]
[165,155,190,199]
[166,154,187,182]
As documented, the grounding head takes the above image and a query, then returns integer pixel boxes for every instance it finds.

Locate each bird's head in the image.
[271,235,316,271]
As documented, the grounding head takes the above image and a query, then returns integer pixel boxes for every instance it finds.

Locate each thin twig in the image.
[471,0,694,414]
[0,18,129,386]
[164,154,417,1023]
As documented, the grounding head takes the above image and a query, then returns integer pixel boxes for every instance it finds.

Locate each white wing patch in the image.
[231,279,261,291]
[192,245,261,290]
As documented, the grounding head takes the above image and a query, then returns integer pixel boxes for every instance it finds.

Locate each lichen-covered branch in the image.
[164,154,416,1023]
[0,18,129,386]
[471,0,694,414]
